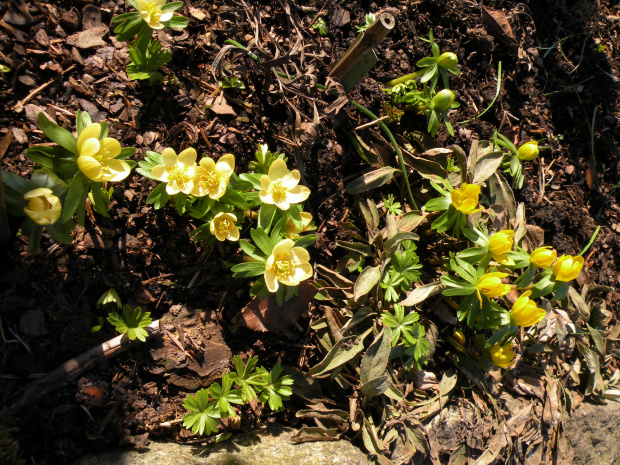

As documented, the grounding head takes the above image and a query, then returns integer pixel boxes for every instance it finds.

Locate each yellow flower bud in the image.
[433,89,455,110]
[23,188,62,226]
[210,212,240,242]
[552,255,584,282]
[437,52,458,69]
[490,343,515,367]
[450,183,483,215]
[517,141,539,161]
[510,290,546,327]
[453,330,466,346]
[530,246,557,268]
[477,272,511,298]
[488,230,515,265]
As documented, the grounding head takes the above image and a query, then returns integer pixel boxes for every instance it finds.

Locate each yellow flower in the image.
[510,290,546,327]
[151,148,197,195]
[284,212,313,239]
[517,141,539,161]
[530,246,557,268]
[264,239,313,292]
[477,272,511,298]
[210,212,239,242]
[450,183,483,214]
[191,154,235,199]
[490,344,515,368]
[259,159,310,210]
[77,123,131,182]
[552,255,584,282]
[488,230,515,265]
[23,188,62,226]
[137,0,173,29]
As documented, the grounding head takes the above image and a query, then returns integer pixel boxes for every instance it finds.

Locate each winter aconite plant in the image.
[111,0,189,83]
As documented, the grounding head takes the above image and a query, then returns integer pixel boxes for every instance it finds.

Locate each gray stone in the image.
[564,400,620,465]
[72,424,371,465]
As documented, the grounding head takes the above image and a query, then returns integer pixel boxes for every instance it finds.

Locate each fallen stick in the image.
[12,64,77,113]
[2,319,162,418]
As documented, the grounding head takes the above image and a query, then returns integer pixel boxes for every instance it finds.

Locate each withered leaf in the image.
[481,6,518,50]
[237,281,315,332]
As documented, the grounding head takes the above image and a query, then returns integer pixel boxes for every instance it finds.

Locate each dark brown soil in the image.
[0,0,619,463]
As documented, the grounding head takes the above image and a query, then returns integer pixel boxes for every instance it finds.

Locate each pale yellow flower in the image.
[151,148,197,195]
[264,239,313,292]
[210,212,239,242]
[284,212,313,239]
[510,291,546,327]
[191,154,235,199]
[23,188,62,226]
[490,344,515,368]
[488,230,515,266]
[77,123,131,182]
[530,246,557,268]
[450,183,483,214]
[552,255,584,282]
[259,159,310,210]
[477,272,511,298]
[137,0,173,29]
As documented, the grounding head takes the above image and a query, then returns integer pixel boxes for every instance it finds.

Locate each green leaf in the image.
[145,182,170,209]
[161,1,184,11]
[219,188,249,210]
[294,234,317,249]
[37,113,78,155]
[345,167,398,195]
[231,261,266,278]
[239,239,266,261]
[354,265,381,300]
[250,228,275,256]
[258,203,277,232]
[164,15,189,28]
[182,389,221,436]
[308,328,372,376]
[62,171,89,223]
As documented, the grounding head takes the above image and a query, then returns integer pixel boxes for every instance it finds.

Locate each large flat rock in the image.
[73,423,371,465]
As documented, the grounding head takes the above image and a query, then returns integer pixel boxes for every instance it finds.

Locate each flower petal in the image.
[99,138,121,159]
[216,154,235,174]
[77,123,101,153]
[152,164,168,181]
[178,148,197,167]
[280,171,300,189]
[272,239,294,258]
[102,159,131,182]
[77,156,103,181]
[286,185,311,203]
[268,159,288,180]
[159,11,173,22]
[161,148,178,167]
[79,138,101,159]
[265,268,279,292]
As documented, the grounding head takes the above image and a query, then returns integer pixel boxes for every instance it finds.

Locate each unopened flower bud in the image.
[517,141,539,161]
[432,89,455,110]
[437,52,458,69]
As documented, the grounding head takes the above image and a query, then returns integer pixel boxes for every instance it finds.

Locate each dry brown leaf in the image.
[236,281,315,332]
[481,6,518,50]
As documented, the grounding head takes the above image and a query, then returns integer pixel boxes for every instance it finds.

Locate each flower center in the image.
[200,171,220,190]
[37,195,53,211]
[217,218,231,234]
[167,165,191,190]
[144,1,163,21]
[274,258,293,280]
[271,181,288,204]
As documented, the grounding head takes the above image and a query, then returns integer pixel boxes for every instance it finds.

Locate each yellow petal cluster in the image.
[23,188,62,226]
[477,272,511,298]
[192,154,235,199]
[450,183,483,215]
[488,230,514,265]
[264,239,313,292]
[137,0,173,29]
[552,255,584,282]
[210,212,239,242]
[510,291,546,327]
[529,246,557,268]
[259,159,310,210]
[517,141,539,161]
[77,124,131,182]
[490,344,515,367]
[284,212,313,239]
[152,148,197,195]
